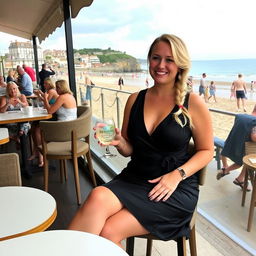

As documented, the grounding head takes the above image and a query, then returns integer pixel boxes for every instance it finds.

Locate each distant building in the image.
[5,41,43,69]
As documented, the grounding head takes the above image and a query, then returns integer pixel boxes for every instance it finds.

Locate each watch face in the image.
[178,167,186,180]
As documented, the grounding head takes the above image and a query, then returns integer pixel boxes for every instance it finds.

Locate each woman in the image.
[6,69,16,83]
[28,78,59,163]
[68,34,213,247]
[29,79,77,166]
[36,77,59,105]
[0,81,30,142]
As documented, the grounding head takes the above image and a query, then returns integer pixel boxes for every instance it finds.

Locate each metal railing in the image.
[85,85,237,132]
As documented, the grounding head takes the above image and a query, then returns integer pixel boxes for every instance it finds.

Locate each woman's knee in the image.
[100,223,121,243]
[85,186,112,208]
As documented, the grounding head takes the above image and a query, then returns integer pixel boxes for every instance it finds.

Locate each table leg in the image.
[20,134,32,179]
[247,170,256,232]
[242,166,248,207]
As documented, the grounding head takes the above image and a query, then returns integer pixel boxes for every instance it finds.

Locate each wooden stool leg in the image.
[189,226,197,256]
[146,238,153,256]
[242,166,248,207]
[177,236,187,256]
[126,237,135,256]
[247,171,256,232]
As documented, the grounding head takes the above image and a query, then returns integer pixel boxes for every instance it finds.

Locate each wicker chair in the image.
[0,153,22,186]
[126,142,207,256]
[39,106,97,205]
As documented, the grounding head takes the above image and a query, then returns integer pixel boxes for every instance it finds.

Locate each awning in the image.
[0,0,93,42]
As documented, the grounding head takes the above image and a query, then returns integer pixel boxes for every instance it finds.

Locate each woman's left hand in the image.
[148,172,181,202]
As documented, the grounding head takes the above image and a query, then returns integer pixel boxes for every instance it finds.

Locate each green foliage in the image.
[73,48,136,63]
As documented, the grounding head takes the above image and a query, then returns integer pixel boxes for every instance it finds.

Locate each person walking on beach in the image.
[199,73,208,102]
[118,76,124,90]
[145,77,149,88]
[84,75,95,105]
[232,74,247,112]
[208,81,217,102]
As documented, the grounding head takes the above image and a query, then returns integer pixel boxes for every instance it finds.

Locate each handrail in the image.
[88,85,238,124]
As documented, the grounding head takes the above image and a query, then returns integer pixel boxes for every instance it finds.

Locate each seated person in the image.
[36,77,59,105]
[29,78,59,164]
[216,106,256,190]
[29,79,77,167]
[17,66,33,96]
[0,81,30,144]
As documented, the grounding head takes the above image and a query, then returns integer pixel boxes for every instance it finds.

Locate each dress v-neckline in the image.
[142,90,177,137]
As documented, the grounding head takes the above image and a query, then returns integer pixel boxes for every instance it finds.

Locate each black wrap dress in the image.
[103,89,199,240]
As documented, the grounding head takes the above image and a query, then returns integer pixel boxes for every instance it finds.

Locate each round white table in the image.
[0,230,129,256]
[0,128,9,145]
[0,186,57,241]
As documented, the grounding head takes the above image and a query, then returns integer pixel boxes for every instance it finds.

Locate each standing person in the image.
[84,75,95,105]
[118,76,124,90]
[17,66,33,96]
[145,77,149,88]
[68,34,213,247]
[230,83,236,100]
[22,64,37,88]
[208,81,217,102]
[199,73,207,102]
[232,73,247,112]
[186,76,193,92]
[39,64,55,92]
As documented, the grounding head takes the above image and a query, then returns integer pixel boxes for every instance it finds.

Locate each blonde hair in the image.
[55,80,72,95]
[148,34,192,128]
[6,81,21,98]
[44,77,55,90]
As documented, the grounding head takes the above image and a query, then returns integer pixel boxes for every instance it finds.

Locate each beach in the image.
[75,73,256,141]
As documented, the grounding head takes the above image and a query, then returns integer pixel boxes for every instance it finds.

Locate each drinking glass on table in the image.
[95,118,116,158]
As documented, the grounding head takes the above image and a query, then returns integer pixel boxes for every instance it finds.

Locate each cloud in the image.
[1,0,256,60]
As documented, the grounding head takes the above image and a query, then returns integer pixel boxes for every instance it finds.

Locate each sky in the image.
[0,0,256,60]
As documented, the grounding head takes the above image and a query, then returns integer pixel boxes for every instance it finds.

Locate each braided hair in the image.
[147,34,193,128]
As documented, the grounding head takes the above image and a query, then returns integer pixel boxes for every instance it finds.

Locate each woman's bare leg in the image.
[68,186,123,235]
[100,207,149,247]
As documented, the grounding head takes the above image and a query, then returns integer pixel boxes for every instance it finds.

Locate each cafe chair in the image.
[0,153,22,186]
[39,106,97,205]
[126,141,207,256]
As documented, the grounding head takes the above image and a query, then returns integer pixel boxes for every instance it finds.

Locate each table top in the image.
[0,108,52,124]
[0,128,9,145]
[243,154,256,169]
[0,230,128,256]
[0,186,57,241]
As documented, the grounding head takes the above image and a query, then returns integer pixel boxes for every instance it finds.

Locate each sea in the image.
[134,58,256,100]
[138,58,256,82]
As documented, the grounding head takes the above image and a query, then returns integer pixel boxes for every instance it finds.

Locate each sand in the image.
[74,74,255,141]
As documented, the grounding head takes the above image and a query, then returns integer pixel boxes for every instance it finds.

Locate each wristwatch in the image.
[177,167,187,180]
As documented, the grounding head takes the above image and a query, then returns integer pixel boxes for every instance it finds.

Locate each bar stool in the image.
[241,153,256,232]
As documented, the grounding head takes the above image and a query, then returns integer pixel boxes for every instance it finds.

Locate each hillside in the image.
[74,48,141,72]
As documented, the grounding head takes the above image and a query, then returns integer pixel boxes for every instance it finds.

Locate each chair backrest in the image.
[188,141,207,186]
[40,106,92,142]
[0,153,22,186]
